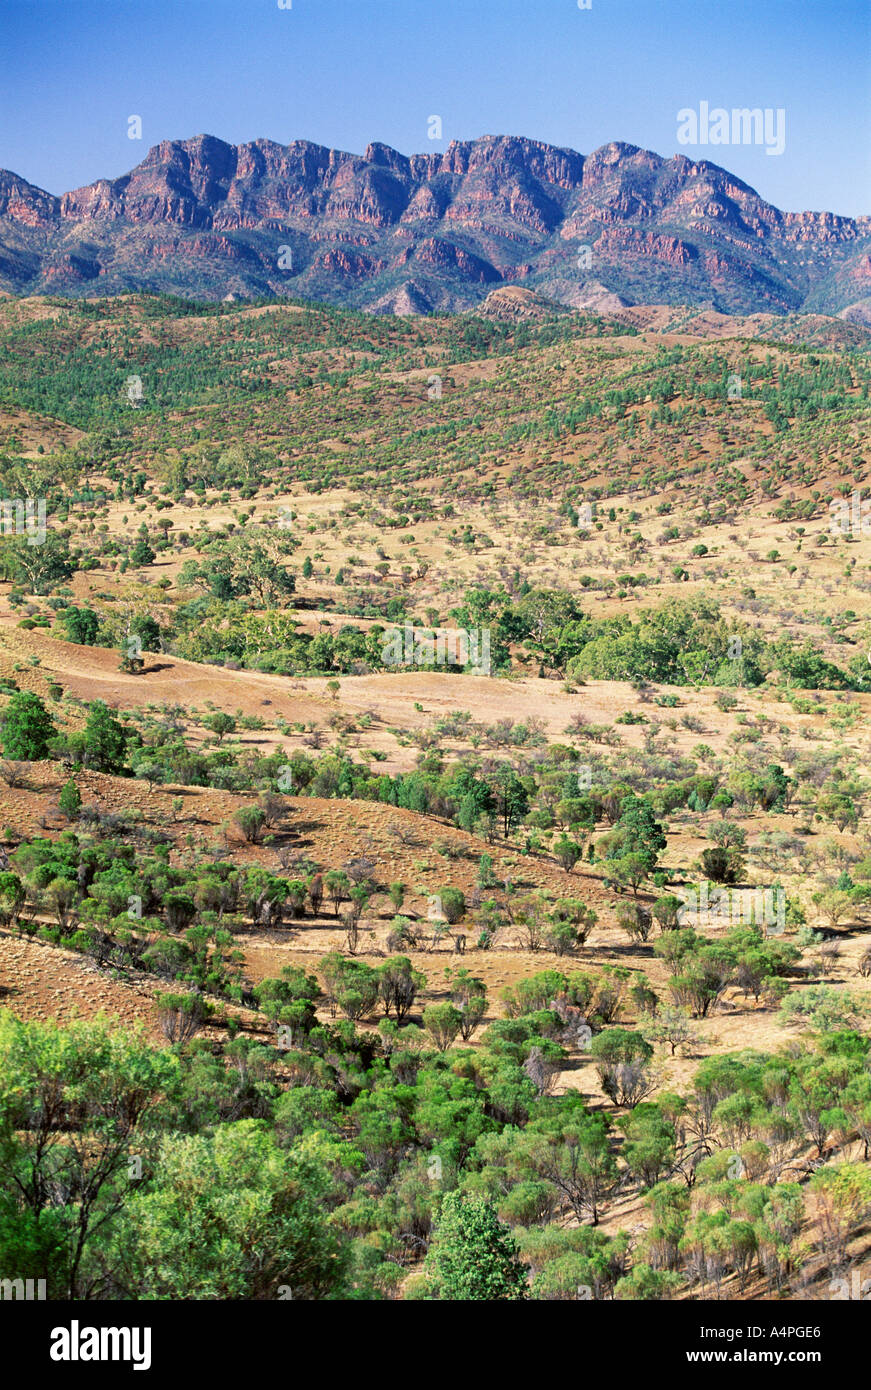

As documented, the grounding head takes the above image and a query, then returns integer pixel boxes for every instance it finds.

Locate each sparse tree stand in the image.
[421,1191,528,1300]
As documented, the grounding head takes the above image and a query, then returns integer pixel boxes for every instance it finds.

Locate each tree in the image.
[644,1005,693,1057]
[179,530,297,604]
[134,761,164,792]
[0,872,25,927]
[616,901,654,943]
[652,895,684,932]
[61,606,100,645]
[58,779,81,821]
[129,613,161,653]
[615,1263,683,1300]
[511,1107,617,1225]
[207,712,236,743]
[436,886,465,924]
[554,833,583,872]
[807,1164,871,1270]
[106,1121,347,1299]
[155,991,212,1044]
[118,638,144,675]
[524,1044,564,1096]
[0,759,26,787]
[324,869,351,917]
[760,764,791,812]
[449,970,488,1040]
[235,806,265,845]
[590,1029,656,1107]
[490,763,529,838]
[702,821,746,882]
[708,821,746,853]
[380,913,411,953]
[779,986,862,1034]
[606,852,652,897]
[129,538,156,566]
[82,701,126,772]
[1,691,56,761]
[254,966,320,1042]
[0,532,75,594]
[842,1073,871,1160]
[817,793,859,834]
[787,1059,851,1157]
[451,768,495,832]
[282,879,307,920]
[423,1191,528,1300]
[163,891,197,932]
[670,945,735,1018]
[44,877,77,932]
[317,953,378,1020]
[423,1003,464,1052]
[614,795,666,871]
[699,847,740,885]
[0,1013,178,1298]
[377,956,425,1022]
[545,899,597,955]
[308,873,324,916]
[620,1103,677,1187]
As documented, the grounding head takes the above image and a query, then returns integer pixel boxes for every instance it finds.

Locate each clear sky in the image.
[1,0,869,216]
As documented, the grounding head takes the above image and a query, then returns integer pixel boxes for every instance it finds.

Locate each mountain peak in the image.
[0,133,868,318]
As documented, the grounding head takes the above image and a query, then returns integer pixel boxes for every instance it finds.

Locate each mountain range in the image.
[1,132,870,320]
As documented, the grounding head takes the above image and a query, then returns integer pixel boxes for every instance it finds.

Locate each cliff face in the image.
[1,133,869,317]
[0,172,59,228]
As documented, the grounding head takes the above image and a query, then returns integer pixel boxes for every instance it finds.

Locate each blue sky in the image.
[2,0,869,215]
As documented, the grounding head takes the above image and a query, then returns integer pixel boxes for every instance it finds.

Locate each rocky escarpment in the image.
[1,133,868,316]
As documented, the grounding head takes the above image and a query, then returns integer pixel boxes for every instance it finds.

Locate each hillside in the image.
[2,291,871,1303]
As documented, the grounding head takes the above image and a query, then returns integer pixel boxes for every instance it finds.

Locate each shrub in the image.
[234,806,266,844]
[155,991,212,1044]
[423,1003,464,1052]
[436,886,466,924]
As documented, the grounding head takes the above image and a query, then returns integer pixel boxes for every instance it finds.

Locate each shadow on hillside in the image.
[286,817,325,836]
